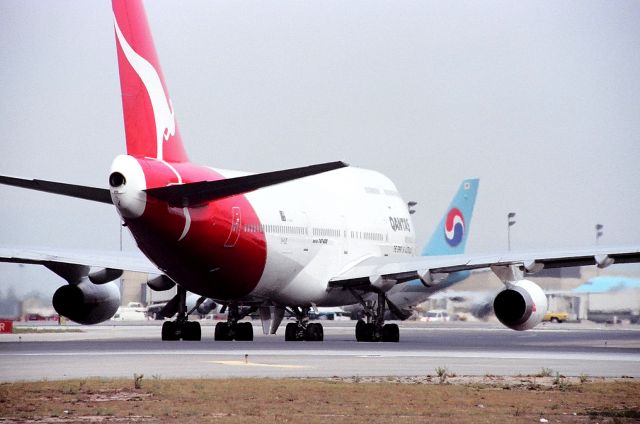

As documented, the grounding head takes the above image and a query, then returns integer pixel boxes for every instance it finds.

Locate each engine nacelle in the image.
[53,281,120,324]
[196,299,217,315]
[493,279,548,331]
[185,294,217,315]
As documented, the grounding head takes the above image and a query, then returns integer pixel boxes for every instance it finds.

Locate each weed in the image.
[579,374,589,384]
[435,367,449,384]
[553,373,572,391]
[536,367,554,377]
[133,373,143,389]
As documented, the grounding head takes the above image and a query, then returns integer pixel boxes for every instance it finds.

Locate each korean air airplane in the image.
[1,0,638,343]
[343,178,478,323]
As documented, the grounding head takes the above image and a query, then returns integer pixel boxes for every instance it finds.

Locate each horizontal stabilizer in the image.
[0,175,112,204]
[145,161,348,207]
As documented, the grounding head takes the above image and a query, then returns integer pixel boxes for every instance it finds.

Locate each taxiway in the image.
[0,321,638,381]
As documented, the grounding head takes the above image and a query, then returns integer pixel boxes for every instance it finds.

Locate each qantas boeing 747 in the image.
[1,0,638,342]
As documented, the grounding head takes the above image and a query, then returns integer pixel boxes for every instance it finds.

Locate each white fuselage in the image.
[216,166,416,307]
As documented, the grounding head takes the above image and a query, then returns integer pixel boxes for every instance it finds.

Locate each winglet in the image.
[422,178,479,256]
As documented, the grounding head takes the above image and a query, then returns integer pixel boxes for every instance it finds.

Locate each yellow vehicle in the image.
[543,311,569,323]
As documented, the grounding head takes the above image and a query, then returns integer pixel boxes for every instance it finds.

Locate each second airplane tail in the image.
[422,178,479,256]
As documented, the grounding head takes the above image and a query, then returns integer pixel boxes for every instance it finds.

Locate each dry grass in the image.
[0,377,638,423]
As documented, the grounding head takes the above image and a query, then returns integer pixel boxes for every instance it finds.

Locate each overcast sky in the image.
[1,1,639,297]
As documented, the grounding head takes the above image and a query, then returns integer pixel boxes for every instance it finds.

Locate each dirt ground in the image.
[0,375,638,423]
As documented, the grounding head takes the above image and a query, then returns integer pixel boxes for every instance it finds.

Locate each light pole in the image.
[507,212,516,251]
[407,201,417,215]
[595,224,603,245]
[595,224,603,276]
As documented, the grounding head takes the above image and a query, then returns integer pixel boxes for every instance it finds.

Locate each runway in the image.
[1,321,639,381]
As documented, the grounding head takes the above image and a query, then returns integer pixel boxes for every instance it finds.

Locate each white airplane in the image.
[1,0,638,343]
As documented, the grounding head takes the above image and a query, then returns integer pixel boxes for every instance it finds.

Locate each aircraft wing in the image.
[0,246,159,275]
[328,246,640,290]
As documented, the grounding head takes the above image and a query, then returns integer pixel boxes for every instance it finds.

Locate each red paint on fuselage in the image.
[125,159,267,300]
[112,0,266,300]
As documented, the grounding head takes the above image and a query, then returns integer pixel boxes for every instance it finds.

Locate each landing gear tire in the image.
[183,321,202,341]
[161,321,179,341]
[284,321,323,341]
[285,322,298,341]
[236,322,254,341]
[161,320,201,341]
[355,320,373,342]
[214,322,230,341]
[214,321,253,341]
[382,323,399,343]
[355,320,398,342]
[305,323,323,341]
[353,290,404,342]
[160,286,203,341]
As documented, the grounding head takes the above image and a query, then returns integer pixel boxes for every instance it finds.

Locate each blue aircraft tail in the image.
[422,178,479,256]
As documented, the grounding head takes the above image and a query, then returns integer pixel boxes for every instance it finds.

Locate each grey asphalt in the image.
[0,321,638,381]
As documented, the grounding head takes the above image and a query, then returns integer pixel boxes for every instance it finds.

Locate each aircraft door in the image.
[341,215,349,255]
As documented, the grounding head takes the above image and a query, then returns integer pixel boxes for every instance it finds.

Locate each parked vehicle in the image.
[542,311,568,323]
[420,309,450,322]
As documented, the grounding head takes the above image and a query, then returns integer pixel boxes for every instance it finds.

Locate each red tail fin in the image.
[112,0,189,163]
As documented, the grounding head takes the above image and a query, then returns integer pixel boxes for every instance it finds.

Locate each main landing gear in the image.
[284,307,323,341]
[161,286,201,341]
[354,291,400,342]
[214,304,257,341]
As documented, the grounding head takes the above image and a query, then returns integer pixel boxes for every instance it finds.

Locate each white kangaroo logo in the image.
[113,14,191,242]
[113,13,175,161]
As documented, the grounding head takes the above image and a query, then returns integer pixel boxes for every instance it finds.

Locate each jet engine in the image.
[195,298,217,315]
[52,281,120,324]
[493,279,547,331]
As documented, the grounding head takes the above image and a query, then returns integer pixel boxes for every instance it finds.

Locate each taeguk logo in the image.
[444,208,465,247]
